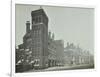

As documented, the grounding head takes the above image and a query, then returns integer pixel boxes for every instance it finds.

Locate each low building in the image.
[64,42,94,66]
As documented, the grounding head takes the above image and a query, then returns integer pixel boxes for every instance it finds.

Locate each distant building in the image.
[64,42,94,65]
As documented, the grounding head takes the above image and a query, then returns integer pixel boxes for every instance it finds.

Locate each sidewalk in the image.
[26,64,94,72]
[44,64,94,71]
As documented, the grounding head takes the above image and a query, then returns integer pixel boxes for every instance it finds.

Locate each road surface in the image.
[25,64,94,72]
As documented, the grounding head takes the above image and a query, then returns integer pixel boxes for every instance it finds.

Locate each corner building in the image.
[16,8,64,70]
[23,9,49,68]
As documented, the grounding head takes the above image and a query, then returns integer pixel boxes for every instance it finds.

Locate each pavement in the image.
[25,64,94,72]
[45,64,94,71]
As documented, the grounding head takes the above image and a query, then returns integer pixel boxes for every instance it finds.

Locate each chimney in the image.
[26,21,30,33]
[48,31,51,38]
[67,42,69,47]
[52,33,55,40]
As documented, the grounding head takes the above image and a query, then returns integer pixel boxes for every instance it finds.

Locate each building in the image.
[16,8,64,72]
[48,32,57,67]
[23,8,49,69]
[55,40,64,66]
[64,42,94,66]
[48,33,64,67]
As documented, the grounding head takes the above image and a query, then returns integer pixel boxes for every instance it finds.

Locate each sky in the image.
[15,4,94,53]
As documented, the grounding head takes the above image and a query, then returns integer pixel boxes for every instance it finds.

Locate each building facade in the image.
[54,40,64,66]
[16,8,64,71]
[64,42,94,66]
[48,32,57,67]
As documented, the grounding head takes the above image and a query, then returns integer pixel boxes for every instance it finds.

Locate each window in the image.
[32,18,35,24]
[39,16,41,23]
[35,17,38,23]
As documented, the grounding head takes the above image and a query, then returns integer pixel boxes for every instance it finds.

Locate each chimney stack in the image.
[52,33,55,40]
[48,31,51,38]
[26,21,30,33]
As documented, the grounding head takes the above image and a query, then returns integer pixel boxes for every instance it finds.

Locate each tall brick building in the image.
[16,8,64,71]
[23,8,49,68]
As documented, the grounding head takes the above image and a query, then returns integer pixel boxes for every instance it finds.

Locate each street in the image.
[26,64,94,72]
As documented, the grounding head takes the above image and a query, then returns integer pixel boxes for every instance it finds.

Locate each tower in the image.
[31,8,49,68]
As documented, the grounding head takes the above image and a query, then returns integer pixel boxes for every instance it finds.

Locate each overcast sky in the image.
[15,4,94,53]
